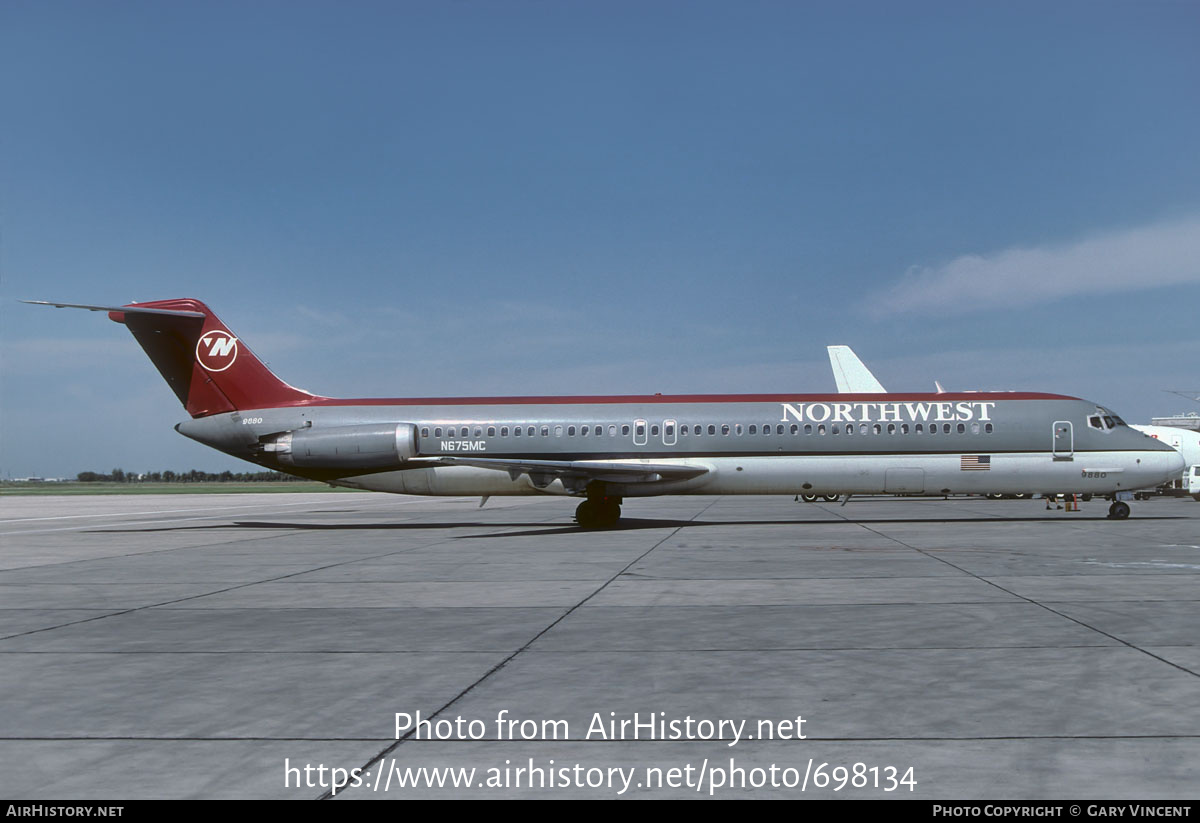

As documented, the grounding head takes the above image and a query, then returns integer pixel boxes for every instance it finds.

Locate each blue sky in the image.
[2,1,1198,477]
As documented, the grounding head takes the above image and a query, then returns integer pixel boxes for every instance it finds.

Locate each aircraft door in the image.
[633,419,648,447]
[1052,420,1073,460]
[663,419,677,446]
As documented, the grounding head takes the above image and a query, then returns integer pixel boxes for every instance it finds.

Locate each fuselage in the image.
[177,391,1183,499]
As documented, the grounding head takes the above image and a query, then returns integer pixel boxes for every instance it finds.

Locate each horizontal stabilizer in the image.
[23,300,205,318]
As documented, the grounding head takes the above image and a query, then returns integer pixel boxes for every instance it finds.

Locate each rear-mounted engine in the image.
[260,423,417,469]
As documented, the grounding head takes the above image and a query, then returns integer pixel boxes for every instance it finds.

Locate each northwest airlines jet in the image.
[29,299,1183,527]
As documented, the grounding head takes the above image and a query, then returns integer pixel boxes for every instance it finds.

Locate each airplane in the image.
[826,345,1199,504]
[26,299,1185,526]
[1129,424,1200,500]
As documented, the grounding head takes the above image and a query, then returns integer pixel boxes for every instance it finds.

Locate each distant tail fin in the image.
[827,345,887,393]
[27,298,321,416]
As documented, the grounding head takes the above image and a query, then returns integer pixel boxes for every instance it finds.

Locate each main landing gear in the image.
[575,498,621,529]
[575,485,622,530]
[1107,500,1131,520]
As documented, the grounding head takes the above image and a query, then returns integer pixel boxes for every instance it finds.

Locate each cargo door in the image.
[884,468,925,494]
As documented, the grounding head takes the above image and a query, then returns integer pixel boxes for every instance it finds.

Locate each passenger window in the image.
[735,424,743,435]
[804,424,812,435]
[635,423,645,437]
[421,427,429,437]
[859,423,867,435]
[985,423,993,434]
[622,425,630,436]
[873,424,882,435]
[514,426,521,437]
[581,426,588,436]
[487,427,495,437]
[541,426,549,436]
[915,424,923,434]
[501,426,509,436]
[749,424,757,434]
[721,424,730,435]
[694,425,702,435]
[817,424,826,435]
[708,425,716,435]
[568,426,576,436]
[651,424,660,436]
[790,424,799,434]
[888,423,896,434]
[609,425,616,436]
[845,424,853,436]
[943,423,951,433]
[666,424,675,437]
[680,425,687,436]
[474,427,482,437]
[901,424,909,434]
[555,425,563,437]
[831,425,839,435]
[777,424,785,435]
[434,427,443,437]
[971,422,979,434]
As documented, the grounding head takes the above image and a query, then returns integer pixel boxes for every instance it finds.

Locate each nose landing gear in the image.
[1107,500,1131,520]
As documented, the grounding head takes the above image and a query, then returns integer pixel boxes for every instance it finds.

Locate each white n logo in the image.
[196,331,239,372]
[208,337,236,357]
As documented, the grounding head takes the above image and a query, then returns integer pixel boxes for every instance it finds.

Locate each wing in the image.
[415,456,710,491]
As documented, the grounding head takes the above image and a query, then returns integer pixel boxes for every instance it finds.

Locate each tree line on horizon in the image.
[74,469,309,483]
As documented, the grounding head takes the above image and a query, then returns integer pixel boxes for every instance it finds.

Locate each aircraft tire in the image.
[575,499,620,530]
[597,500,621,528]
[800,494,818,502]
[1107,501,1131,520]
[575,500,597,529]
[822,494,840,502]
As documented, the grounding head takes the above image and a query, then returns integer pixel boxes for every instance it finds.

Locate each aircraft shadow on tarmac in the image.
[82,513,1186,538]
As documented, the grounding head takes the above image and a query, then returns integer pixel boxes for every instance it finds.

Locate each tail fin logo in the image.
[196,330,239,372]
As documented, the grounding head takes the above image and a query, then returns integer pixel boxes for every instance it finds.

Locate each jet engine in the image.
[261,423,418,469]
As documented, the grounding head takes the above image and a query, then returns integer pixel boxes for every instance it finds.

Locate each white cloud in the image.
[871,214,1200,315]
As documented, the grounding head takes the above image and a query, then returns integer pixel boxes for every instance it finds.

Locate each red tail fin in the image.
[110,298,320,417]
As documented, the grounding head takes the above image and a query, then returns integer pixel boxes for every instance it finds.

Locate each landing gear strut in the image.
[1107,500,1131,520]
[575,484,622,529]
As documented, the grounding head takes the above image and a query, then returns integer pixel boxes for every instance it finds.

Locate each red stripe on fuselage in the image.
[265,391,1076,408]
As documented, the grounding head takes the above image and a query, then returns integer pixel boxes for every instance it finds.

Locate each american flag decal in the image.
[961,455,991,471]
